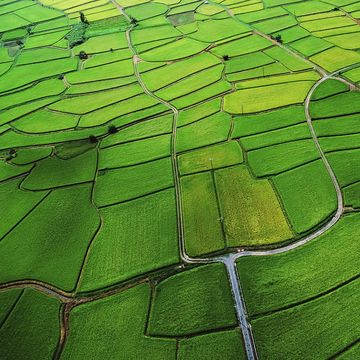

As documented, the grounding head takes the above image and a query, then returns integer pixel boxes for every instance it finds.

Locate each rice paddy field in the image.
[0,0,359,359]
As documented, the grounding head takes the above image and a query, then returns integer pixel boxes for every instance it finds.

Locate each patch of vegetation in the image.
[66,21,88,48]
[85,16,130,38]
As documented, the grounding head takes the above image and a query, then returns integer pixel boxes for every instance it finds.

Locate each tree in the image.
[223,55,229,61]
[79,51,88,60]
[108,125,118,134]
[89,135,98,143]
[80,11,89,24]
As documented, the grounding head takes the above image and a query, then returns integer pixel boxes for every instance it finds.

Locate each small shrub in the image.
[223,55,229,61]
[108,125,118,134]
[79,51,88,60]
[89,135,98,143]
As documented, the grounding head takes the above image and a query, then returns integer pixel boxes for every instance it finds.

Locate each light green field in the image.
[215,165,292,246]
[224,81,314,114]
[273,160,337,234]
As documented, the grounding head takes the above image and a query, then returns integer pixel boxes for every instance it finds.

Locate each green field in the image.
[0,0,359,359]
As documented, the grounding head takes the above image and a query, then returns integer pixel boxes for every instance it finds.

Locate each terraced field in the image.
[0,0,359,359]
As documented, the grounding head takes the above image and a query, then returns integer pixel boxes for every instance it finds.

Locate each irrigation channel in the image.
[0,1,359,359]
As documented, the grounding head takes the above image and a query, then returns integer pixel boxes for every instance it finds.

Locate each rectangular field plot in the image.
[237,212,360,316]
[181,172,225,256]
[231,105,305,137]
[78,189,179,292]
[148,263,237,336]
[272,160,337,234]
[99,134,171,169]
[178,329,246,360]
[178,141,243,175]
[251,277,360,360]
[94,157,174,206]
[61,285,176,359]
[224,81,314,114]
[0,289,60,360]
[176,112,232,152]
[215,165,292,247]
[247,139,320,177]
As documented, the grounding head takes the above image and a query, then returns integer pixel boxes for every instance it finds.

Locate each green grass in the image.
[227,63,289,82]
[191,18,249,42]
[322,133,360,152]
[172,80,232,109]
[176,112,231,152]
[344,182,360,209]
[13,109,79,133]
[0,184,100,290]
[24,29,69,49]
[0,288,22,324]
[141,52,221,91]
[132,24,181,45]
[3,99,59,129]
[49,83,143,114]
[224,81,314,114]
[0,177,48,240]
[94,157,173,206]
[16,47,71,65]
[62,284,176,359]
[253,15,297,34]
[310,92,360,119]
[65,76,136,94]
[0,13,29,32]
[312,79,348,100]
[177,98,221,127]
[126,2,168,21]
[289,36,333,57]
[310,47,360,72]
[240,123,311,151]
[327,149,360,187]
[156,65,224,101]
[0,58,77,93]
[238,212,360,316]
[79,189,179,292]
[231,105,305,137]
[235,71,320,89]
[0,79,65,112]
[11,147,52,165]
[181,172,225,256]
[273,160,337,234]
[252,278,360,360]
[74,32,128,54]
[211,34,272,58]
[148,263,237,336]
[101,114,173,147]
[0,289,60,360]
[178,141,243,175]
[78,94,161,127]
[84,48,132,68]
[225,52,274,74]
[247,139,320,177]
[22,149,97,190]
[264,46,312,71]
[0,161,32,182]
[99,134,171,169]
[178,329,246,360]
[215,165,292,246]
[66,59,134,84]
[325,33,360,50]
[140,38,209,62]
